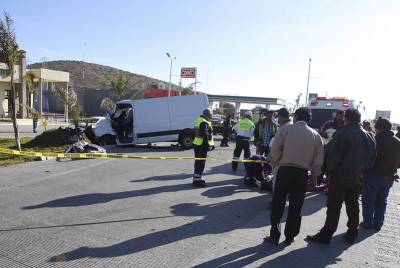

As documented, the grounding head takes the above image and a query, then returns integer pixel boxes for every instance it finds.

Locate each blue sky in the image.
[2,0,400,121]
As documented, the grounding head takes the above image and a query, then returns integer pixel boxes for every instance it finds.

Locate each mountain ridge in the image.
[28,60,176,92]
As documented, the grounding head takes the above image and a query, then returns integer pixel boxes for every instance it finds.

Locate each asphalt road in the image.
[0,144,399,267]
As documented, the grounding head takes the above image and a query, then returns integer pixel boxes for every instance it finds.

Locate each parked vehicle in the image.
[88,95,210,149]
[212,115,237,140]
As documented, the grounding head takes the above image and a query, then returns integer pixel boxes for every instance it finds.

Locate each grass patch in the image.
[0,129,67,167]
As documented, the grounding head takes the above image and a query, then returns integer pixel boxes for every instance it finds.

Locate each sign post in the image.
[180,67,197,95]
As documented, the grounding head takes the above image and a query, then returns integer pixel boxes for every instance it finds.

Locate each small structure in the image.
[0,50,69,118]
[28,68,70,115]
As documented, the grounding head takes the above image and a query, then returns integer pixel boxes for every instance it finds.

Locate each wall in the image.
[77,89,110,117]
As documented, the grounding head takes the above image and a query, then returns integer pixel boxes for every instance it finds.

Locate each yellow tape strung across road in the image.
[0,147,268,163]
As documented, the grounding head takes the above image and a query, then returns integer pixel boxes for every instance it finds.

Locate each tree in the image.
[0,12,21,150]
[131,89,147,100]
[54,86,84,128]
[54,86,78,112]
[101,72,129,111]
[181,88,193,96]
[221,102,235,109]
[101,73,144,110]
[294,92,303,110]
[70,105,85,128]
[111,73,129,99]
[100,97,115,111]
[54,86,80,125]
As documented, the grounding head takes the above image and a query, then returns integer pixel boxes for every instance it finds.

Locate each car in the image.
[211,114,225,125]
[211,114,225,135]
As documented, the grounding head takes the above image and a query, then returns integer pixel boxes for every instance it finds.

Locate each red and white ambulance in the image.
[307,96,365,130]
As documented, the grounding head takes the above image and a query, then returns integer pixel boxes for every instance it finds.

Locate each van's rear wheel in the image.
[179,133,194,150]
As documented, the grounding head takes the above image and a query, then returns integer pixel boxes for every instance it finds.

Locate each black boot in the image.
[244,177,257,187]
[343,229,358,244]
[306,233,331,244]
[192,179,206,188]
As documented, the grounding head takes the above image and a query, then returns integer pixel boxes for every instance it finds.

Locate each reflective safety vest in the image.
[193,117,214,146]
[236,118,255,138]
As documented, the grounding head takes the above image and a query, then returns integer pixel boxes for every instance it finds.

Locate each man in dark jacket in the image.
[254,110,277,156]
[361,118,400,231]
[396,126,400,139]
[307,109,376,245]
[220,114,232,147]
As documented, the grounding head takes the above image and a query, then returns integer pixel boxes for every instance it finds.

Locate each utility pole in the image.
[305,58,312,106]
[166,52,176,97]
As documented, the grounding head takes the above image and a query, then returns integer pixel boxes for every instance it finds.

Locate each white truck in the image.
[88,94,210,149]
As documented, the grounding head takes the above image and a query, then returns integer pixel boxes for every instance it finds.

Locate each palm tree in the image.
[131,89,147,100]
[101,72,129,111]
[54,86,78,120]
[295,92,303,109]
[100,73,144,110]
[0,12,21,150]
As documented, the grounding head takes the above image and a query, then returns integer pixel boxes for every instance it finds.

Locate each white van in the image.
[90,94,210,149]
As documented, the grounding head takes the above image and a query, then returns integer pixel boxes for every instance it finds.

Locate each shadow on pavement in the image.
[195,230,374,268]
[23,163,245,209]
[44,168,333,263]
[192,243,283,268]
[22,179,248,210]
[258,230,375,268]
[107,144,183,154]
[130,163,232,183]
[49,194,269,263]
[131,173,192,182]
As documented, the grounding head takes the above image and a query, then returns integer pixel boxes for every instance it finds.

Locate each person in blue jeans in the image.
[362,118,400,231]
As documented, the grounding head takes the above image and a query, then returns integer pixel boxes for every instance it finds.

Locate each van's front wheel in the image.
[179,132,194,150]
[98,135,116,146]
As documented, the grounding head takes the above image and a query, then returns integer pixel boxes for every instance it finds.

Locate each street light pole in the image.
[166,52,176,97]
[305,58,312,106]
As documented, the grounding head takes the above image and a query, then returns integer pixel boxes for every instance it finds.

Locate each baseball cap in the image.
[276,107,290,118]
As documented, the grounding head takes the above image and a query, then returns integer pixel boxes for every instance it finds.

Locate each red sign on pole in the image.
[181,67,196,78]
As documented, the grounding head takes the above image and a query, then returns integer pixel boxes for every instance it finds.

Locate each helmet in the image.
[244,111,253,118]
[202,108,212,119]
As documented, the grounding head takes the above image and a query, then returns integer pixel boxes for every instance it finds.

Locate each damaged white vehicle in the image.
[86,94,210,149]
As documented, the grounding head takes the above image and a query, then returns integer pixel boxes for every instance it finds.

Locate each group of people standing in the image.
[192,106,400,246]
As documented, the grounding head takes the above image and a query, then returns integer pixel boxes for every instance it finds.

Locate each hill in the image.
[28,60,175,91]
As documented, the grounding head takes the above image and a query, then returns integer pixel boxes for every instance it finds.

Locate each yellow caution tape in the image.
[0,147,268,163]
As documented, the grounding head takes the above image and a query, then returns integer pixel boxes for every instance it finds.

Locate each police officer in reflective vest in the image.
[193,108,214,187]
[232,111,255,171]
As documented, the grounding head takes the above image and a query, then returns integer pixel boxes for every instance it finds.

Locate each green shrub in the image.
[24,129,65,148]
